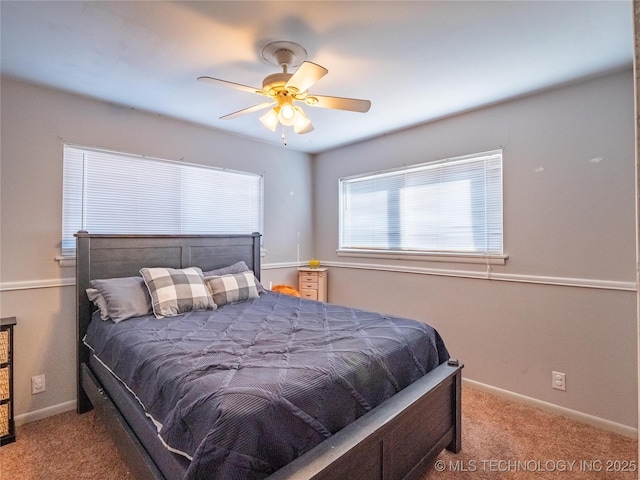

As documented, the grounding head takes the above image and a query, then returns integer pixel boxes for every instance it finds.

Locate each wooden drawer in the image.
[298,268,328,302]
[300,289,318,300]
[299,273,318,283]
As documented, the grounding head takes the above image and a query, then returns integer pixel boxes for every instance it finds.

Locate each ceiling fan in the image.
[198,41,371,140]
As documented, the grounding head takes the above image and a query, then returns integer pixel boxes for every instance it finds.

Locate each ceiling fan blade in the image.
[220,102,275,120]
[285,61,328,93]
[198,76,265,96]
[306,95,371,113]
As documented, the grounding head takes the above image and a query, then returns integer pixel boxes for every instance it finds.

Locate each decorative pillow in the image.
[202,261,251,278]
[203,261,266,293]
[89,276,153,323]
[140,266,215,318]
[86,288,110,320]
[205,271,260,307]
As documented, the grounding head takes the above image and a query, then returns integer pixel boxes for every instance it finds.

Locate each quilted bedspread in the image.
[84,291,449,480]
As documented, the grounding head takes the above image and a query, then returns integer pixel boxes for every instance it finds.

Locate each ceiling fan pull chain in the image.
[281,124,287,146]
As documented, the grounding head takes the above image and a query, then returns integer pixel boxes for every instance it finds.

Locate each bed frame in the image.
[76,232,462,480]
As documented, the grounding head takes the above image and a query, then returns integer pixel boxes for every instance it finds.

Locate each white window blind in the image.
[62,145,263,254]
[339,150,503,255]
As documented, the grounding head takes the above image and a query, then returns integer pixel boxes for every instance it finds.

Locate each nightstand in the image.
[298,267,328,302]
[0,317,16,446]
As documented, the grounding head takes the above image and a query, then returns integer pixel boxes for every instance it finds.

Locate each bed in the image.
[76,232,462,480]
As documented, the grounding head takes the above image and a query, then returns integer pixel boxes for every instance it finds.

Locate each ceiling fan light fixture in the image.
[278,103,296,126]
[293,106,312,134]
[259,109,279,131]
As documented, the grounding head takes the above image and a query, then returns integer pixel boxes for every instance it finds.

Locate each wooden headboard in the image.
[75,231,262,413]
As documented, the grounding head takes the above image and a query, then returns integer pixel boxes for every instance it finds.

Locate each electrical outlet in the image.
[552,371,566,391]
[31,374,46,394]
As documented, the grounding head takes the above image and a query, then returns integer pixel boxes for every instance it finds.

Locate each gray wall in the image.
[0,77,312,420]
[313,69,638,429]
[1,69,637,431]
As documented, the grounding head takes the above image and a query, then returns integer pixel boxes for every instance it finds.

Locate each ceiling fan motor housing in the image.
[261,41,307,69]
[274,48,296,68]
[262,73,293,93]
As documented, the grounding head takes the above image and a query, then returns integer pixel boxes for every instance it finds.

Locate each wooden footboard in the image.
[81,363,164,480]
[81,359,462,480]
[267,360,462,480]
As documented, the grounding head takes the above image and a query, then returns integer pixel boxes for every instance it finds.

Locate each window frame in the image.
[337,149,506,265]
[60,144,264,258]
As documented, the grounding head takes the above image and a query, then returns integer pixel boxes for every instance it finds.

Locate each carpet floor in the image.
[1,386,637,480]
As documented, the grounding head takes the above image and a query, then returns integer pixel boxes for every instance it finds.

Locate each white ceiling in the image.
[0,1,633,154]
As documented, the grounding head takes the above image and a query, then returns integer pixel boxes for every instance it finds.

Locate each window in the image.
[62,145,263,255]
[339,150,503,258]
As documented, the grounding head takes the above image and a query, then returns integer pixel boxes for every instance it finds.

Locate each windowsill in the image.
[55,255,76,267]
[336,249,508,265]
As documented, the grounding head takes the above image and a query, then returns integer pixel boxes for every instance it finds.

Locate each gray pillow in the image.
[203,261,265,293]
[202,261,251,277]
[89,276,153,323]
[86,288,110,321]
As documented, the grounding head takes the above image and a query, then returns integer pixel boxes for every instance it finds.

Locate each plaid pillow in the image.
[205,271,260,307]
[203,261,266,294]
[140,267,215,318]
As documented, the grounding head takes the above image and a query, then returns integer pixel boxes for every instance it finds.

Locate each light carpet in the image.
[1,386,637,480]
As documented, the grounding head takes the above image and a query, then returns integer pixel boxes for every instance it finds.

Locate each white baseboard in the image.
[463,378,638,439]
[14,400,77,427]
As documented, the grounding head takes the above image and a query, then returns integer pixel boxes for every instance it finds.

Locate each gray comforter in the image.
[84,291,449,480]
